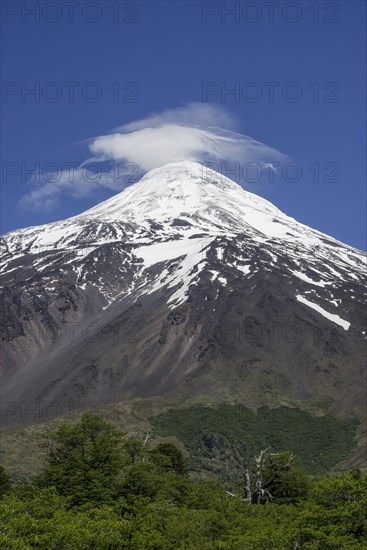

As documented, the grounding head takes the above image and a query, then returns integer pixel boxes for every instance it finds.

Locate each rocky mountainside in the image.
[1,161,366,426]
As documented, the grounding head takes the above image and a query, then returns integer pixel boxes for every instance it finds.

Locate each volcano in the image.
[1,161,366,427]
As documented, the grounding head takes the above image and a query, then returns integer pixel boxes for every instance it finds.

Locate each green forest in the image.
[0,412,366,549]
[150,404,359,476]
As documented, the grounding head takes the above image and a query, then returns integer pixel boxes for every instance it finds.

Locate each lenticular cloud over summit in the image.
[89,103,286,172]
[21,103,286,210]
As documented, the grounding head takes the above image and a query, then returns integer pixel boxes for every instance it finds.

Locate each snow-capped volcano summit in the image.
[81,160,283,231]
[78,159,318,246]
[1,162,366,429]
[3,160,364,261]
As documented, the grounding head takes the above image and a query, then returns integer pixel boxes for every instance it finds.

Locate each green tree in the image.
[312,469,367,508]
[150,443,186,475]
[123,438,148,464]
[37,412,125,506]
[301,469,367,541]
[253,450,310,504]
[1,468,366,549]
[121,462,162,499]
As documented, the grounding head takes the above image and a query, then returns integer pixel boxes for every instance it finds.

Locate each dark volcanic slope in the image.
[1,162,366,424]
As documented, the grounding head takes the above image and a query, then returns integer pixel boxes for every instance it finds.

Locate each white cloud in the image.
[20,166,122,212]
[114,102,235,132]
[21,103,287,210]
[89,124,285,174]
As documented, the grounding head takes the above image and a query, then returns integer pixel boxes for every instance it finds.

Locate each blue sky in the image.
[1,0,366,250]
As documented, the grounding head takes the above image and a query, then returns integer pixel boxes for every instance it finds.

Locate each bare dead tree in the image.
[225,448,295,504]
[244,468,252,503]
[253,448,273,504]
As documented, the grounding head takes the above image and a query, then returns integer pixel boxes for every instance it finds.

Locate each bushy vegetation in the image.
[150,404,359,476]
[0,412,365,549]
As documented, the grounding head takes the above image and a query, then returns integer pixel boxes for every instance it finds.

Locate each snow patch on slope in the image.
[134,237,213,308]
[135,237,209,267]
[296,294,350,331]
[292,270,330,287]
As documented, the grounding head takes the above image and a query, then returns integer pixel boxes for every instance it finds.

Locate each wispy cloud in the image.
[21,103,287,210]
[114,103,236,132]
[20,166,122,212]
